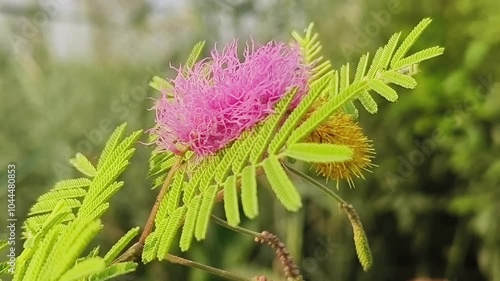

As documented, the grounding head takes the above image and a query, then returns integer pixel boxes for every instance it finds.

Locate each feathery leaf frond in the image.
[157,206,186,259]
[381,71,417,89]
[194,185,218,241]
[59,257,106,281]
[240,165,258,219]
[149,76,173,91]
[391,18,433,66]
[103,227,140,264]
[392,46,445,70]
[292,23,332,81]
[269,73,331,154]
[223,175,240,226]
[183,41,206,76]
[285,143,354,163]
[262,157,302,211]
[16,124,141,281]
[179,195,202,251]
[97,123,127,169]
[87,262,137,281]
[70,153,97,177]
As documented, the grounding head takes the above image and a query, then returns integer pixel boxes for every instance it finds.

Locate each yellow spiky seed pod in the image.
[305,103,375,187]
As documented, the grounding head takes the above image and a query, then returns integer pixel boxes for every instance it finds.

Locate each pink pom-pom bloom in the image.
[153,40,310,156]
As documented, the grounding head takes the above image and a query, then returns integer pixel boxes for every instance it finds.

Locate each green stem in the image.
[165,254,253,281]
[139,150,186,244]
[211,215,261,238]
[283,163,348,205]
[114,150,187,264]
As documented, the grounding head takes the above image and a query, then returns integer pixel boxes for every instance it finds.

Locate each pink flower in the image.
[153,40,310,156]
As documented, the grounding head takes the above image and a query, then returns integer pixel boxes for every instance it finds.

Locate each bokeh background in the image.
[1,0,499,280]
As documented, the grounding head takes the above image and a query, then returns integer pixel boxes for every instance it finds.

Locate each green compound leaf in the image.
[223,175,240,226]
[27,200,72,238]
[366,47,383,79]
[250,88,298,164]
[16,124,140,281]
[22,224,63,281]
[0,261,9,274]
[157,206,186,259]
[379,32,401,70]
[392,46,445,70]
[59,257,106,281]
[96,123,126,170]
[24,212,75,237]
[70,153,97,177]
[381,71,417,89]
[179,195,202,252]
[53,178,92,190]
[29,198,81,216]
[262,157,302,211]
[369,80,398,102]
[358,92,378,114]
[39,218,102,280]
[103,227,140,264]
[285,143,353,163]
[142,232,159,263]
[38,187,86,202]
[354,53,369,82]
[269,73,331,154]
[149,76,173,91]
[183,41,206,76]
[0,240,7,251]
[391,18,433,66]
[343,100,359,119]
[148,152,176,179]
[288,80,369,145]
[292,23,332,81]
[87,262,137,281]
[240,165,258,219]
[194,185,218,241]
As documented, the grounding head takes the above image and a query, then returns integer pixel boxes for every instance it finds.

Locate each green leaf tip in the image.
[262,157,302,211]
[285,143,353,163]
[70,153,97,177]
[149,76,172,92]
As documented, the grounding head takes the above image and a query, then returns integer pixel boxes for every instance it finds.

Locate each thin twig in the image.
[283,163,348,205]
[139,150,186,244]
[114,150,187,263]
[211,215,261,237]
[212,215,303,281]
[165,254,253,281]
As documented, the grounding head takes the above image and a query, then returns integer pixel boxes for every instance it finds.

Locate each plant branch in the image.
[114,150,187,264]
[212,215,303,280]
[112,242,143,263]
[139,150,187,244]
[165,254,253,281]
[211,215,261,237]
[283,163,348,205]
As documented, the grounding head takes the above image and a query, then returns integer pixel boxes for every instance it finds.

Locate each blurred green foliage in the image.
[1,1,499,281]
